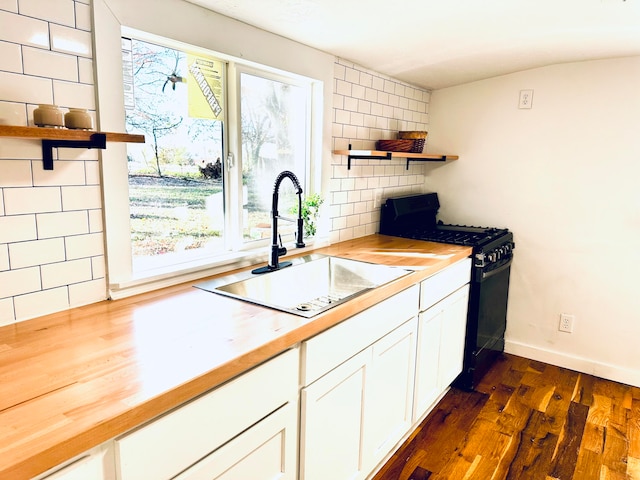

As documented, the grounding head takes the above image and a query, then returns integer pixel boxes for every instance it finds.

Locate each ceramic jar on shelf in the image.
[33,104,64,128]
[64,108,93,130]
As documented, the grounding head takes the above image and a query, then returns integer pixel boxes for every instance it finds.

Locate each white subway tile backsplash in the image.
[53,79,95,109]
[50,23,91,57]
[1,3,110,324]
[91,255,105,279]
[77,57,94,84]
[3,186,62,214]
[357,99,371,115]
[350,112,364,126]
[0,0,18,12]
[57,145,98,160]
[0,244,8,271]
[0,101,27,126]
[74,1,91,31]
[9,237,65,268]
[359,72,372,88]
[344,96,358,112]
[340,203,354,217]
[0,71,52,105]
[335,79,352,96]
[0,214,37,243]
[0,159,32,187]
[36,210,88,238]
[345,68,360,84]
[19,0,75,27]
[65,232,104,259]
[41,257,92,289]
[85,160,100,185]
[364,88,377,103]
[0,41,22,73]
[33,160,85,186]
[0,10,49,48]
[0,137,45,159]
[69,277,106,307]
[61,185,101,210]
[13,286,69,320]
[23,46,79,82]
[0,297,14,326]
[333,62,345,80]
[0,266,41,298]
[88,209,103,233]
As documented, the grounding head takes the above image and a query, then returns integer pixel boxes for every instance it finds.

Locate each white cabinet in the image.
[437,285,470,388]
[115,347,299,480]
[299,287,420,480]
[300,348,370,480]
[33,445,112,480]
[363,317,417,470]
[173,402,297,480]
[413,258,471,423]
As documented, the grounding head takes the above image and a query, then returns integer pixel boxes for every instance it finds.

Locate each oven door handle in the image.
[481,257,513,280]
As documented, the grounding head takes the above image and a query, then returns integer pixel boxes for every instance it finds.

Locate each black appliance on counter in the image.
[379,193,514,391]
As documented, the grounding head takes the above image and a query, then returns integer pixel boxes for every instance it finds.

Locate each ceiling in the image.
[185,0,640,90]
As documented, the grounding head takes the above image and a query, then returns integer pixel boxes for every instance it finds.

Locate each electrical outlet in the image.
[519,89,534,109]
[559,313,574,333]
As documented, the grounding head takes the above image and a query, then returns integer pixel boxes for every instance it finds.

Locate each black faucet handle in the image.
[278,234,287,257]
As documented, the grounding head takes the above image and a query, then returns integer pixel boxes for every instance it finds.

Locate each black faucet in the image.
[252,170,306,274]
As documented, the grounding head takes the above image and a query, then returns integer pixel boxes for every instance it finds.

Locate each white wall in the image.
[428,56,640,387]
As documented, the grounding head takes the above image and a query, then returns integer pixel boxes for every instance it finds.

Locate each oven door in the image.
[455,258,512,390]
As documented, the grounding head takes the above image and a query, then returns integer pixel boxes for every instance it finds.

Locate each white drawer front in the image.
[419,258,471,312]
[301,285,419,386]
[116,347,299,480]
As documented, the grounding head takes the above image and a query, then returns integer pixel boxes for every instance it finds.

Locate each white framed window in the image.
[93,0,332,298]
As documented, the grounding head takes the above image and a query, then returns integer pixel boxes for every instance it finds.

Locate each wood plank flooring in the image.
[373,353,640,480]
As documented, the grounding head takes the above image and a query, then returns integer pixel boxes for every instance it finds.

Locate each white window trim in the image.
[92,0,333,299]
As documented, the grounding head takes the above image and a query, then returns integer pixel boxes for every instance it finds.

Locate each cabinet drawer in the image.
[173,403,297,480]
[301,285,419,386]
[419,258,471,312]
[115,347,299,480]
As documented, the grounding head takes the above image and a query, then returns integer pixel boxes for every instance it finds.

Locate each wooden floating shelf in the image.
[0,125,145,170]
[332,149,459,170]
[0,125,145,143]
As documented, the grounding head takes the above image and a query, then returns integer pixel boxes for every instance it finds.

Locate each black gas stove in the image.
[379,193,514,391]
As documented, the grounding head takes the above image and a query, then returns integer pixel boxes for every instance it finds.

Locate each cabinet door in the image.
[37,453,105,480]
[173,402,297,480]
[364,317,417,470]
[438,285,470,389]
[413,305,443,422]
[300,349,370,480]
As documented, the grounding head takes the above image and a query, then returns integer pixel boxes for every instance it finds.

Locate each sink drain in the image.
[295,293,347,312]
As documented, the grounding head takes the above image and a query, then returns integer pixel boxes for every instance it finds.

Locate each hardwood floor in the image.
[373,353,640,480]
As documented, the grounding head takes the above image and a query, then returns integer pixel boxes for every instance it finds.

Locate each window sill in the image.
[108,237,329,300]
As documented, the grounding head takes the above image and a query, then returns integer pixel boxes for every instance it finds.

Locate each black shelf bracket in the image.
[41,133,107,170]
[346,144,392,170]
[406,155,446,170]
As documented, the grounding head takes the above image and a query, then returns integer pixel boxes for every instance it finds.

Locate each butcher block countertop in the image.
[0,234,472,479]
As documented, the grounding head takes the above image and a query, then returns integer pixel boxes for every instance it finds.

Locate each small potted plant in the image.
[291,193,324,238]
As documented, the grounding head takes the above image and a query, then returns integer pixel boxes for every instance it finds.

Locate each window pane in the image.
[122,37,226,272]
[240,72,308,243]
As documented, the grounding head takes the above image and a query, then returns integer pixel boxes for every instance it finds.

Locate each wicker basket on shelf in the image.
[376,139,414,152]
[398,131,428,153]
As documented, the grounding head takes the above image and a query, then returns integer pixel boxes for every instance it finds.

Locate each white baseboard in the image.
[505,340,640,388]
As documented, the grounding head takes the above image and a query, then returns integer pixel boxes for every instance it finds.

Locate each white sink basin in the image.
[195,254,413,317]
